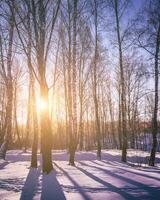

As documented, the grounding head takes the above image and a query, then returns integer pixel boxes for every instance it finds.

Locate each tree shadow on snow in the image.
[0,160,10,169]
[20,167,41,200]
[54,162,91,200]
[94,160,160,182]
[41,170,66,200]
[5,150,160,166]
[102,151,160,165]
[78,161,160,200]
[6,152,41,163]
[76,163,136,200]
[52,151,96,161]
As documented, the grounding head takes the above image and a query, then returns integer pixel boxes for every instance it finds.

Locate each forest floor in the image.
[0,149,160,200]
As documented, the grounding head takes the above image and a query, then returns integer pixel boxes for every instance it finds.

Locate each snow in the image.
[0,150,160,200]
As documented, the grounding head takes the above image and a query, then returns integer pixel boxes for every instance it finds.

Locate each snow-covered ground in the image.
[0,149,160,200]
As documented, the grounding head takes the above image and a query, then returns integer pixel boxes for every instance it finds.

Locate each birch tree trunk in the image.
[149,24,160,166]
[93,0,101,160]
[0,16,14,159]
[68,0,78,166]
[114,0,127,162]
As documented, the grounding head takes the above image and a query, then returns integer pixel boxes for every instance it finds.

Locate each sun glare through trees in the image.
[0,0,160,199]
[37,97,48,112]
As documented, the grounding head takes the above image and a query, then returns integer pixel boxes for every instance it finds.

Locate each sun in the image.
[36,97,48,112]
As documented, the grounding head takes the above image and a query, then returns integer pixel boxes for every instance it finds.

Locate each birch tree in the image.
[0,2,14,159]
[135,0,160,166]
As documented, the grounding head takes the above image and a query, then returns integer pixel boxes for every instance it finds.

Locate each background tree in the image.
[0,2,14,159]
[135,0,160,166]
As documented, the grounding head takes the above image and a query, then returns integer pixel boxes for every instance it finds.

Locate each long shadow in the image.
[0,160,10,169]
[93,160,160,182]
[79,161,160,199]
[6,149,160,164]
[20,167,41,200]
[102,151,160,165]
[54,162,91,200]
[6,152,41,163]
[53,151,97,161]
[76,164,137,200]
[135,167,160,173]
[101,160,140,168]
[41,170,66,200]
[101,159,160,170]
